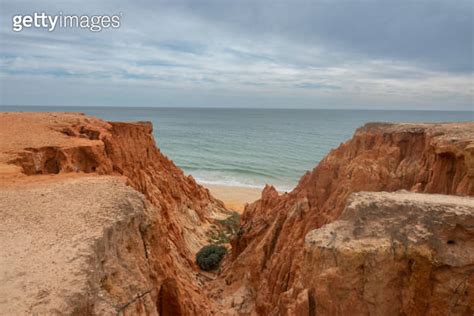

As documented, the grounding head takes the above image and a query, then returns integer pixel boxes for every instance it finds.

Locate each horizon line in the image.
[1,104,473,113]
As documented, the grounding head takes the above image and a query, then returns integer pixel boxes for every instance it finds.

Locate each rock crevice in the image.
[1,114,473,315]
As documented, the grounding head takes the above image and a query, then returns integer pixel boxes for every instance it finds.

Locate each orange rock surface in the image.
[225,122,474,315]
[0,112,229,314]
[2,114,473,315]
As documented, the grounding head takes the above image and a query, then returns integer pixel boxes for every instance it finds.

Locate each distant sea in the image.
[2,106,473,191]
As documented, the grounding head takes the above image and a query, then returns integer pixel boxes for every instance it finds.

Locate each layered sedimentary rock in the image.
[0,113,228,314]
[227,122,474,314]
[304,191,474,315]
[2,113,473,315]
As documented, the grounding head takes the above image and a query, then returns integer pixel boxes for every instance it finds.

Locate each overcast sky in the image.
[0,0,473,110]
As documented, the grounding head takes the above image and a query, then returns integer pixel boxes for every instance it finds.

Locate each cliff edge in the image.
[1,114,473,315]
[304,191,474,315]
[0,112,229,314]
[225,122,474,314]
[1,176,159,314]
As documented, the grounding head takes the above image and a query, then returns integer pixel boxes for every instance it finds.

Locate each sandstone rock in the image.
[0,113,229,314]
[0,177,159,315]
[227,122,474,314]
[303,191,474,316]
[2,113,473,314]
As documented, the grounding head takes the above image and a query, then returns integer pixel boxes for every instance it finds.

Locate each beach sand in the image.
[204,184,265,213]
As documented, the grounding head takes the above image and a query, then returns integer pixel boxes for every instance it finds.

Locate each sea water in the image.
[2,106,472,191]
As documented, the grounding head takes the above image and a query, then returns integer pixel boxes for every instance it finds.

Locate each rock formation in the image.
[0,112,229,314]
[304,191,474,315]
[226,122,474,314]
[1,113,473,315]
[1,176,159,315]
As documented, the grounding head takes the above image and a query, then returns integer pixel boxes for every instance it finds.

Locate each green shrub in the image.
[196,245,227,271]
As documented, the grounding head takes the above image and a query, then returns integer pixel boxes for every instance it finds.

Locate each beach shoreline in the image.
[203,184,266,213]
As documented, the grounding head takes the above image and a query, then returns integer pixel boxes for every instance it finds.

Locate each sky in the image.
[0,0,473,110]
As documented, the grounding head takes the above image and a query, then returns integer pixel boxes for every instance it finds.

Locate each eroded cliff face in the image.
[304,191,474,315]
[226,122,474,315]
[0,113,229,314]
[2,114,473,315]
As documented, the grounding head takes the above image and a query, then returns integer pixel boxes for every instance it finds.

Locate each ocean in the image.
[2,106,473,191]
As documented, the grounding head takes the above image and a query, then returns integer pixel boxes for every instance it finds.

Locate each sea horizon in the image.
[1,104,473,112]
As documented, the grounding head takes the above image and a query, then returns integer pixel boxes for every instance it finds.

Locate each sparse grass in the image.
[217,212,240,235]
[207,212,241,245]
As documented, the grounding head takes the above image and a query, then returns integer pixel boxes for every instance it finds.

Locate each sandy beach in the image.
[204,184,266,213]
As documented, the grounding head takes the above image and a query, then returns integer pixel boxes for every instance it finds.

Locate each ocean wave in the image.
[192,175,294,192]
[183,165,279,179]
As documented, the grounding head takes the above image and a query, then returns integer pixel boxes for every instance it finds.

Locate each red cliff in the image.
[0,112,229,314]
[1,114,473,315]
[225,122,474,314]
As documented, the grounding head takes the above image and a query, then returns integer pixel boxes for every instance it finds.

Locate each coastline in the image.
[204,184,266,213]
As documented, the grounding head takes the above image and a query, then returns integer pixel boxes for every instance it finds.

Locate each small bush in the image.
[196,245,227,271]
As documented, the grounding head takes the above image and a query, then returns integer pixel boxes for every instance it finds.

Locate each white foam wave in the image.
[193,176,294,192]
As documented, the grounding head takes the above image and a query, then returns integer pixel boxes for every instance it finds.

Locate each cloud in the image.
[0,0,472,110]
[294,82,341,90]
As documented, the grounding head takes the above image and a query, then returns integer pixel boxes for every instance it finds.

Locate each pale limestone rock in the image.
[303,191,474,316]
